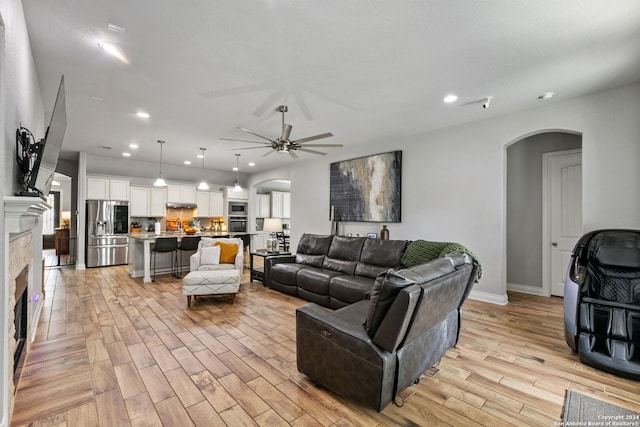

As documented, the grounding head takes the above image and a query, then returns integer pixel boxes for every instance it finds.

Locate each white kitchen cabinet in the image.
[167,184,197,204]
[87,177,130,200]
[130,186,166,217]
[149,188,166,217]
[270,191,290,218]
[224,187,249,200]
[110,179,130,201]
[251,233,268,251]
[256,194,271,218]
[130,186,150,216]
[196,191,224,218]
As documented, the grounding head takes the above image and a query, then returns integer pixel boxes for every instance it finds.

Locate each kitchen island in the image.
[129,231,232,283]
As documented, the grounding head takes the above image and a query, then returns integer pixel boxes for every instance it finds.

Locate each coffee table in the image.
[250,250,291,283]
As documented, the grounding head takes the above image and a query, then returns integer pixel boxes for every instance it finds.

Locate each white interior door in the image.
[544,149,582,296]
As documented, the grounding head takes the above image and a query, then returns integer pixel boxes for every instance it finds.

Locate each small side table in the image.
[250,250,291,283]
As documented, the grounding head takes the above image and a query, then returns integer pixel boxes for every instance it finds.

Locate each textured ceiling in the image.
[21,1,640,174]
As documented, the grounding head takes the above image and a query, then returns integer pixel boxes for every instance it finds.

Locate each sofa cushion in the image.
[270,263,309,286]
[364,269,417,337]
[330,275,376,305]
[355,239,408,278]
[322,236,366,275]
[297,267,344,296]
[295,234,333,267]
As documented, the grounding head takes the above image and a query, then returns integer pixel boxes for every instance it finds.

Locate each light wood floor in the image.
[12,265,640,426]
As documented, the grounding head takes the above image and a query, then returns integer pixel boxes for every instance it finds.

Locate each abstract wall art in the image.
[330,150,401,222]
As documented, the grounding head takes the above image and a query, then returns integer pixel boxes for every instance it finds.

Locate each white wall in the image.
[265,83,640,303]
[0,1,46,425]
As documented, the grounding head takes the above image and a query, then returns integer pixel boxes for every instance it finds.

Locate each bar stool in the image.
[152,237,178,281]
[236,234,251,269]
[177,236,201,277]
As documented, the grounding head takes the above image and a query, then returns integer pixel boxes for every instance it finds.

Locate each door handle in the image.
[552,242,558,247]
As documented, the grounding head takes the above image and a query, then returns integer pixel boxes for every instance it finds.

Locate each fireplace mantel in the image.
[4,196,51,234]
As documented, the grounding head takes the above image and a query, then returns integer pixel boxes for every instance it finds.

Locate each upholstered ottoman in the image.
[182,270,241,307]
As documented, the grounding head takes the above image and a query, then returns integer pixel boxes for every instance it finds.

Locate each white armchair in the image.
[182,237,243,307]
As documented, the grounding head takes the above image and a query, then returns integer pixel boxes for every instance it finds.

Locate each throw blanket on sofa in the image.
[401,240,482,281]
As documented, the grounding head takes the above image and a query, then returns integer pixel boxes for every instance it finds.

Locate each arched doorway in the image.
[506,131,582,296]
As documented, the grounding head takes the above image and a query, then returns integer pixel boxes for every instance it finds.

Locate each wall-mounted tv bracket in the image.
[15,125,43,194]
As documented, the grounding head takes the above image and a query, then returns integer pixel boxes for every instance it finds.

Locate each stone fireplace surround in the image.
[2,196,49,427]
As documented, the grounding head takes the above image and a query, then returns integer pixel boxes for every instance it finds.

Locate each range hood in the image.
[166,202,197,209]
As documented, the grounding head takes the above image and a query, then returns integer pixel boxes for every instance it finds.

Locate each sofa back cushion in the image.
[355,239,408,279]
[365,258,458,340]
[295,234,333,268]
[322,236,366,275]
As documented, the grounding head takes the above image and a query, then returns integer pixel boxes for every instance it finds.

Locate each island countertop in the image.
[129,231,239,242]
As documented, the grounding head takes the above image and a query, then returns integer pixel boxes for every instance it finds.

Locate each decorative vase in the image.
[380,225,389,240]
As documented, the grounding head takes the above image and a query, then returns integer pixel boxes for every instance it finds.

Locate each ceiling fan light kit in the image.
[222,105,343,159]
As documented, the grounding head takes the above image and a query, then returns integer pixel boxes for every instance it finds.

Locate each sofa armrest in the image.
[264,254,296,286]
[296,303,390,366]
[190,252,200,272]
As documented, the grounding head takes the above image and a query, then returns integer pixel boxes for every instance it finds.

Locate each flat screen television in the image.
[28,75,66,197]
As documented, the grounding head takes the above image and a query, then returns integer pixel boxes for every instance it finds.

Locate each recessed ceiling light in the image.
[97,40,129,64]
[197,153,204,159]
[136,111,150,119]
[129,143,138,149]
[248,162,255,167]
[538,92,554,100]
[91,96,103,102]
[122,152,131,157]
[443,94,458,103]
[184,160,192,165]
[233,167,238,172]
[107,23,126,33]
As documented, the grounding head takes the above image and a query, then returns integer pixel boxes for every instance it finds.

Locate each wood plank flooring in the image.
[12,265,640,426]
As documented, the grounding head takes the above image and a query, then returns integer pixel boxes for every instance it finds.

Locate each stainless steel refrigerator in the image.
[86,200,130,267]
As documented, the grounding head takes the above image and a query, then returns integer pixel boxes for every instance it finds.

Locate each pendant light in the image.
[154,140,167,187]
[197,148,209,190]
[232,154,242,192]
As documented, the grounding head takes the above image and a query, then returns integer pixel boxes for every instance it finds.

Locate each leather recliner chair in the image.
[296,252,478,411]
[564,229,640,380]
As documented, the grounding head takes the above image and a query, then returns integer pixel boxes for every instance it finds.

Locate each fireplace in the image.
[13,267,28,387]
[4,196,50,425]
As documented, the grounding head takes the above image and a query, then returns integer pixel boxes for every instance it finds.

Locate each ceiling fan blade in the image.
[231,146,272,151]
[238,127,277,143]
[289,150,298,159]
[292,132,334,144]
[261,149,276,157]
[281,124,293,141]
[296,148,327,156]
[220,137,271,145]
[297,143,343,148]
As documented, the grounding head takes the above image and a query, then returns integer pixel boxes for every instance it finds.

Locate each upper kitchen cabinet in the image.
[223,187,249,201]
[130,186,166,217]
[167,184,197,204]
[270,191,291,218]
[196,190,224,217]
[256,194,271,218]
[87,177,130,201]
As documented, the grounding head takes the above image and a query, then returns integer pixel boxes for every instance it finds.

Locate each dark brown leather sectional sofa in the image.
[265,233,409,309]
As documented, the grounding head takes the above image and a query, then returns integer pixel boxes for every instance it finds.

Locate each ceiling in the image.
[22,1,640,174]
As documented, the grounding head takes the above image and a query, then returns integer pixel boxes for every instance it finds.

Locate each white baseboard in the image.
[75,263,86,270]
[468,290,509,305]
[507,282,548,297]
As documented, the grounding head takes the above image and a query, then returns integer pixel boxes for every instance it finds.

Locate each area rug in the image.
[563,390,640,423]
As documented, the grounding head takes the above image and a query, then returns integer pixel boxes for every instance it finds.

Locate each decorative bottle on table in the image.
[380,225,389,240]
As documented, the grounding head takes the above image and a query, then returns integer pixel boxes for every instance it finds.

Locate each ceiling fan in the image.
[221,105,342,158]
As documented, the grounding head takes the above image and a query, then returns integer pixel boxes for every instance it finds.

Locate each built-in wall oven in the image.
[228,216,247,233]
